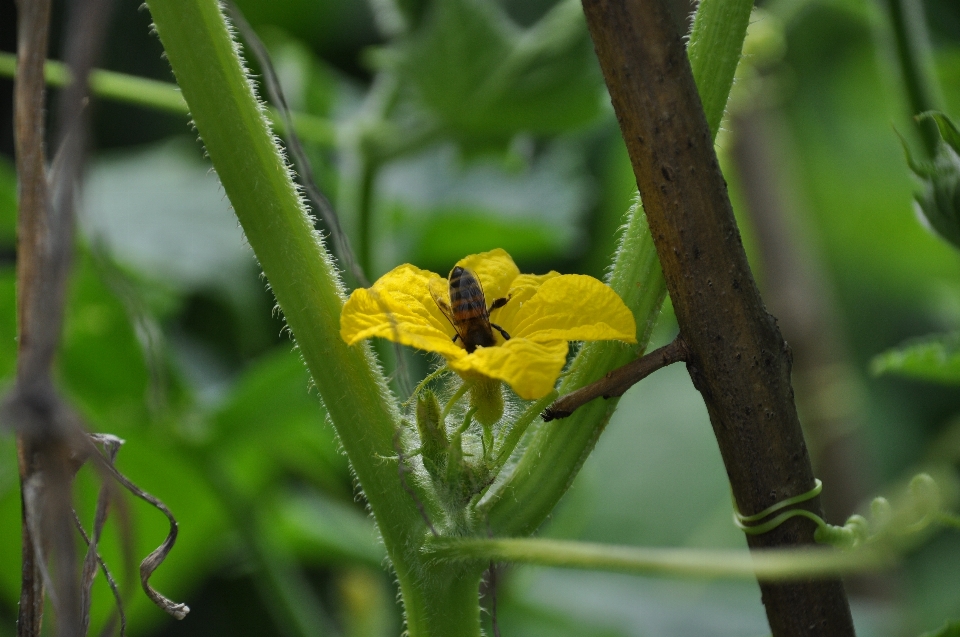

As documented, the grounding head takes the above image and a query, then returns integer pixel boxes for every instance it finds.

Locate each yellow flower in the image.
[339,249,637,400]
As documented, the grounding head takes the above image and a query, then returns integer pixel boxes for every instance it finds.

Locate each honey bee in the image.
[431,266,511,353]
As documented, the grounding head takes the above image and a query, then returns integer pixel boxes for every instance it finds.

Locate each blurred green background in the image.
[1,0,960,635]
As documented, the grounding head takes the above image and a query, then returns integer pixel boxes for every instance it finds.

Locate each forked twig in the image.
[543,337,688,421]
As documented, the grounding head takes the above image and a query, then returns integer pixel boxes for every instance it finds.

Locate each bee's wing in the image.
[428,277,457,330]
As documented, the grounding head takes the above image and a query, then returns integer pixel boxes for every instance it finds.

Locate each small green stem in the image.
[442,382,470,421]
[403,365,449,406]
[355,156,378,278]
[425,537,892,580]
[938,513,960,530]
[0,51,336,146]
[338,73,399,280]
[458,406,478,437]
[881,0,942,158]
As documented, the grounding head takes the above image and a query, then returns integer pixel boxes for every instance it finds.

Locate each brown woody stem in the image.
[543,337,687,421]
[580,0,855,635]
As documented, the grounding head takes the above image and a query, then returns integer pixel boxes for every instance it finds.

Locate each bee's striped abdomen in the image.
[449,266,496,353]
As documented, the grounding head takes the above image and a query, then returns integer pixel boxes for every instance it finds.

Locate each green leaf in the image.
[920,621,960,637]
[276,491,385,568]
[871,332,960,384]
[59,251,154,430]
[919,111,960,155]
[81,141,255,297]
[210,347,350,496]
[378,140,589,270]
[404,207,571,268]
[397,0,603,141]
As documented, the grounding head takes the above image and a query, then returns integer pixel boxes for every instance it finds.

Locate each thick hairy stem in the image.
[580,0,854,635]
[142,1,465,633]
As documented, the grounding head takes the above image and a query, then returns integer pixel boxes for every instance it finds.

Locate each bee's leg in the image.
[488,296,510,311]
[491,323,511,341]
[452,333,460,343]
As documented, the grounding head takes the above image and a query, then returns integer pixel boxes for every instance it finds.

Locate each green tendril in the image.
[733,480,869,548]
[733,474,959,550]
[735,479,823,524]
[735,509,826,535]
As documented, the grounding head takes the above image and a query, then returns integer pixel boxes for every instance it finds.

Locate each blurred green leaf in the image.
[871,332,960,384]
[921,620,960,637]
[232,0,378,58]
[377,140,590,271]
[211,347,350,496]
[404,207,570,267]
[59,251,155,430]
[396,0,603,142]
[81,140,256,300]
[257,26,347,118]
[921,112,960,155]
[276,491,385,568]
[496,596,629,637]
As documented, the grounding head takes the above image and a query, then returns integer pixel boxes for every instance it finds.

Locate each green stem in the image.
[401,565,486,637]
[442,382,470,421]
[880,0,942,158]
[686,0,754,142]
[483,0,753,537]
[143,0,430,589]
[0,51,335,146]
[355,156,378,279]
[424,538,892,580]
[337,73,399,281]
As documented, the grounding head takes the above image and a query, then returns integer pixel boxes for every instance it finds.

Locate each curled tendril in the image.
[733,473,955,550]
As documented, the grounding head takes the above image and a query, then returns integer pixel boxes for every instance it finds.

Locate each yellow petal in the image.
[449,338,568,400]
[492,271,560,332]
[340,264,464,359]
[509,274,637,343]
[455,248,520,303]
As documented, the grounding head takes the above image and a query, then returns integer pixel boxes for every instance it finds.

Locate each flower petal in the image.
[340,264,464,359]
[449,338,569,400]
[455,248,520,303]
[509,274,637,343]
[492,271,561,332]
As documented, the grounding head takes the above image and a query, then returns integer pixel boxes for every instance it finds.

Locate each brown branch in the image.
[12,1,67,635]
[543,337,687,421]
[9,1,126,636]
[580,1,855,636]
